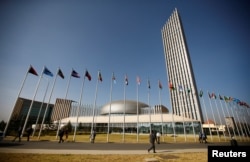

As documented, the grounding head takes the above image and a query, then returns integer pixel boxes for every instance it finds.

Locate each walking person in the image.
[58,128,64,143]
[26,126,33,141]
[156,131,161,144]
[12,126,22,142]
[198,132,203,143]
[202,132,207,143]
[147,130,157,153]
[64,127,68,142]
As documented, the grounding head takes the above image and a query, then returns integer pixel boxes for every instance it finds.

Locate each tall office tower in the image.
[161,8,203,122]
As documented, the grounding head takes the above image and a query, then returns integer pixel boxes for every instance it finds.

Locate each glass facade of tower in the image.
[161,9,203,122]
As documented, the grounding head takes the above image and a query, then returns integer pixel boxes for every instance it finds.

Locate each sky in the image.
[0,0,249,122]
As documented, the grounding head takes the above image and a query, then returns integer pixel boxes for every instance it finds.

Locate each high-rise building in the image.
[161,8,203,122]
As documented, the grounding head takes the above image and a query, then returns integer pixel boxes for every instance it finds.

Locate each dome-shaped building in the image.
[100,100,149,115]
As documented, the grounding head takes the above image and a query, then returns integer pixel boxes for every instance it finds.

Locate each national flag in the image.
[147,79,150,89]
[85,70,91,81]
[158,80,162,89]
[208,92,212,98]
[125,74,128,85]
[233,98,240,104]
[28,65,38,76]
[57,68,64,79]
[136,76,141,85]
[178,85,183,92]
[71,69,80,78]
[169,82,175,90]
[199,90,203,97]
[219,94,223,100]
[112,72,116,84]
[43,67,53,77]
[212,93,216,99]
[98,71,102,82]
[186,88,191,93]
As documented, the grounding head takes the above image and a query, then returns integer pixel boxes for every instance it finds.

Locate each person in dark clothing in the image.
[147,130,157,153]
[202,132,207,143]
[12,126,22,142]
[199,132,203,143]
[90,130,96,143]
[58,128,64,143]
[26,126,33,141]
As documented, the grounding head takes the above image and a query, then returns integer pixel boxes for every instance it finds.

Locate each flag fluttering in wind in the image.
[169,82,175,90]
[57,68,64,79]
[178,85,183,92]
[125,74,128,85]
[147,79,150,89]
[112,72,116,84]
[158,80,162,89]
[199,90,203,97]
[85,70,91,81]
[136,76,141,85]
[98,71,102,82]
[28,65,38,76]
[71,69,80,78]
[43,67,53,77]
[219,94,223,100]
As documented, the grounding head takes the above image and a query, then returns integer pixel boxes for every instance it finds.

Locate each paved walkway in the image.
[2,139,250,155]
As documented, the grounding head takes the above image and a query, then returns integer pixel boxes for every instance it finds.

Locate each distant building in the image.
[161,8,203,122]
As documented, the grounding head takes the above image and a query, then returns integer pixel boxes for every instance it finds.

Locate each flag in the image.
[28,65,38,76]
[43,67,53,77]
[199,90,203,97]
[57,68,64,79]
[208,92,212,98]
[178,85,183,92]
[71,69,80,78]
[147,79,150,89]
[125,74,128,85]
[98,71,102,82]
[212,93,216,99]
[112,72,116,84]
[169,82,175,90]
[219,94,223,100]
[85,70,91,81]
[186,88,191,93]
[158,80,162,89]
[136,76,141,85]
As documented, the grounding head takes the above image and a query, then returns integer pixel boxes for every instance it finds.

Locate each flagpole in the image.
[32,78,49,137]
[218,94,231,140]
[213,94,226,141]
[223,99,237,139]
[22,66,45,137]
[232,102,244,141]
[168,84,176,142]
[107,72,114,142]
[180,94,187,142]
[91,71,100,132]
[200,90,212,141]
[136,77,139,142]
[228,102,242,141]
[56,70,72,139]
[207,91,220,141]
[158,86,164,142]
[3,65,31,136]
[148,80,151,134]
[73,71,86,142]
[123,76,127,142]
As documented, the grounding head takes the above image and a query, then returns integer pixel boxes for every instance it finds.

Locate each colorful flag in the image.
[125,74,128,85]
[212,93,216,99]
[112,72,116,84]
[219,94,223,100]
[147,79,150,89]
[85,70,91,81]
[43,67,53,77]
[186,88,191,93]
[98,71,102,82]
[28,65,38,76]
[168,82,175,90]
[136,76,141,85]
[178,85,183,92]
[158,80,162,89]
[71,69,80,78]
[57,68,64,79]
[199,90,203,97]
